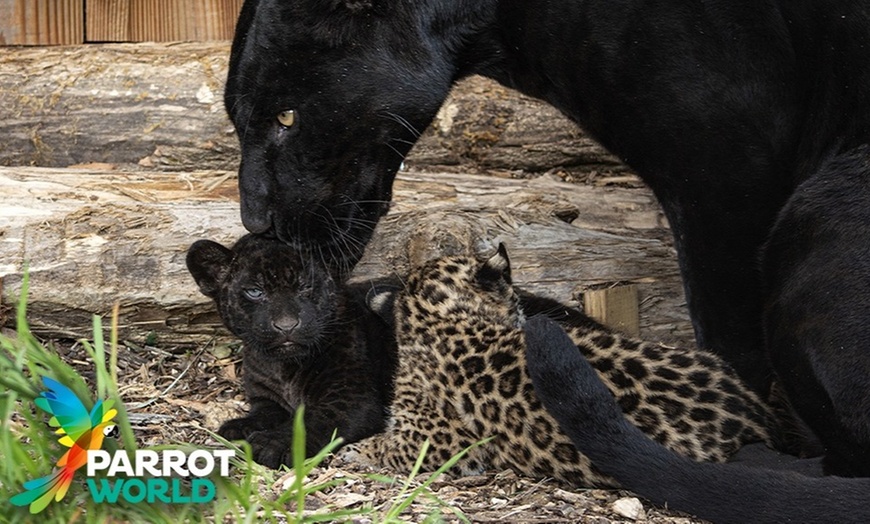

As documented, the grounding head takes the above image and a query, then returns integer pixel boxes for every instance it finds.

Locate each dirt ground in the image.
[32,325,709,524]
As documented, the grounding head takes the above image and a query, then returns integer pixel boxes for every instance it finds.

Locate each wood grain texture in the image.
[86,0,131,42]
[0,43,231,168]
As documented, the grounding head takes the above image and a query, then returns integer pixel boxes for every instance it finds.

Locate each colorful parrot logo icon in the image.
[11,376,119,514]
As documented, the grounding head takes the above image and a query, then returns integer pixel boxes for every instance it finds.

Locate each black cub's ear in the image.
[366,285,400,327]
[316,0,375,13]
[186,240,233,299]
[476,243,512,287]
[343,0,374,12]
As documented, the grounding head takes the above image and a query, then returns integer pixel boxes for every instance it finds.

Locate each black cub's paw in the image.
[247,430,293,469]
[218,418,293,469]
[219,411,286,442]
[218,416,260,441]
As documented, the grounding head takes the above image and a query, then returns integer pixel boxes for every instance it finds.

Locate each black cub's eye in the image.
[277,109,296,128]
[243,288,265,301]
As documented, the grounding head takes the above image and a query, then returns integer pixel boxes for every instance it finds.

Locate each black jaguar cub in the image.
[186,234,396,468]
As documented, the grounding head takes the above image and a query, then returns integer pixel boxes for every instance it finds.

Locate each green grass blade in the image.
[383,438,490,521]
[293,405,308,521]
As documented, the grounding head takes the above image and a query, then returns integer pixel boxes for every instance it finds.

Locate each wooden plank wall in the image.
[0,0,84,45]
[85,0,129,42]
[88,0,243,43]
[0,0,242,45]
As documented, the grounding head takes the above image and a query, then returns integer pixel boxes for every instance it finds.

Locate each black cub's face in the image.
[225,0,465,270]
[186,235,339,360]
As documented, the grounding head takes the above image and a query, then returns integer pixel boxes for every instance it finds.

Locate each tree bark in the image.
[0,43,235,170]
[0,167,690,347]
[0,43,629,178]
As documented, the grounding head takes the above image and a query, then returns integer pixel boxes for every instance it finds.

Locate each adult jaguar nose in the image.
[241,205,274,235]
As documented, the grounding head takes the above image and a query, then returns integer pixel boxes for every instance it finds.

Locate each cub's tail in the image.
[523,315,870,524]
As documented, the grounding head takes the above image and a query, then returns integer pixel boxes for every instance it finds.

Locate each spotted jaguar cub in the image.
[343,245,778,487]
[186,234,397,469]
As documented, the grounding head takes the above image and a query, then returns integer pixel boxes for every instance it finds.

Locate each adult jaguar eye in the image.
[277,109,296,128]
[244,288,265,301]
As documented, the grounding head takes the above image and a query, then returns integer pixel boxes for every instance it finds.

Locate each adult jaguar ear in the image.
[186,240,233,299]
[477,243,512,287]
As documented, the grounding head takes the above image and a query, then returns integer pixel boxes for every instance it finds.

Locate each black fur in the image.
[225,0,462,275]
[524,315,870,524]
[762,147,870,476]
[225,0,870,477]
[186,235,397,468]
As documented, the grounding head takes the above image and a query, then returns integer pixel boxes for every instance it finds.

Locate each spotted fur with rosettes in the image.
[342,245,777,486]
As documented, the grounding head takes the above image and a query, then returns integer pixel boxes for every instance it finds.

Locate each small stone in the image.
[210,344,233,359]
[611,496,645,520]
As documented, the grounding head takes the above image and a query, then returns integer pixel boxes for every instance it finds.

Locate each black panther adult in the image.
[223,0,870,476]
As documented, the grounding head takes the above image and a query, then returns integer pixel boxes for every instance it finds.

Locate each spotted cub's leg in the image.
[339,387,490,474]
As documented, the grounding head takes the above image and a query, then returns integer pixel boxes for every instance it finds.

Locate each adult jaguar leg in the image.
[762,147,870,477]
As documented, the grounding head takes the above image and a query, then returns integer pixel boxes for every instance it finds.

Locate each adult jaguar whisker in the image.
[381,111,423,139]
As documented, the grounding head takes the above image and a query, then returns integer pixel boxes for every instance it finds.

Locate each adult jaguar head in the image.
[225,0,495,273]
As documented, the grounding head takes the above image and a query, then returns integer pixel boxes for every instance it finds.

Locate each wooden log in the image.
[0,43,234,169]
[0,43,629,178]
[0,166,690,347]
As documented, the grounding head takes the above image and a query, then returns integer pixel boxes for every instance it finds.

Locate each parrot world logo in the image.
[11,376,234,514]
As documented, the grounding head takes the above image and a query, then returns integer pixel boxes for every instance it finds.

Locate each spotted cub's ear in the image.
[186,240,233,299]
[477,243,512,287]
[366,285,400,327]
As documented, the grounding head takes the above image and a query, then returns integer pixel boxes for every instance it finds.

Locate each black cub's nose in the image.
[272,316,300,335]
